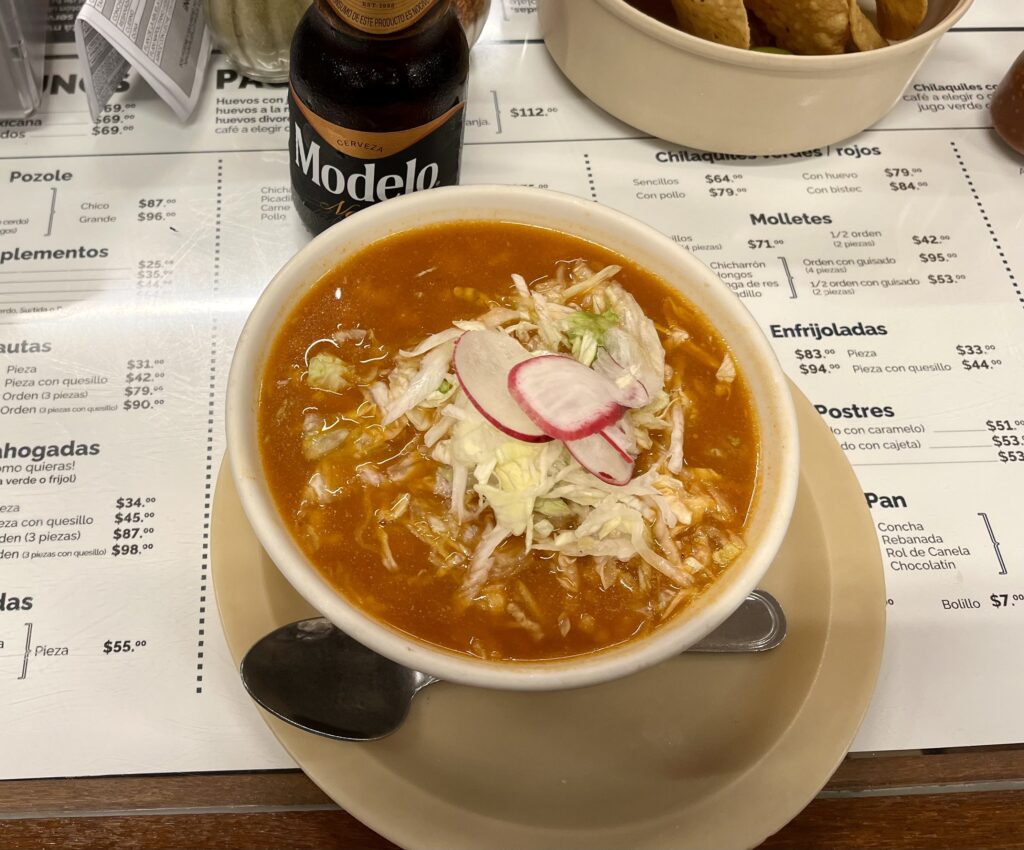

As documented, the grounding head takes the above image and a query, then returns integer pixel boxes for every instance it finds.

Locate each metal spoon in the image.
[241,589,786,742]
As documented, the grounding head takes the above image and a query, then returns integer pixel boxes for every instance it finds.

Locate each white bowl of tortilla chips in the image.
[539,0,973,154]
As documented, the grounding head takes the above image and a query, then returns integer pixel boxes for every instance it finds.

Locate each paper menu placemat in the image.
[0,1,1021,778]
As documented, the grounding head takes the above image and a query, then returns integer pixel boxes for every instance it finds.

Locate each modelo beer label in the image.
[289,88,465,227]
[325,0,439,35]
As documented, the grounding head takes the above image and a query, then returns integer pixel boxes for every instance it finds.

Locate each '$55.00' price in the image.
[103,639,147,654]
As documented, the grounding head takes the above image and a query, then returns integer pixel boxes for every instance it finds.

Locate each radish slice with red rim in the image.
[565,432,635,486]
[453,330,552,443]
[507,354,625,442]
[601,416,638,460]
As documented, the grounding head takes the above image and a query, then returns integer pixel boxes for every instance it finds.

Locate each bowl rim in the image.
[588,0,976,70]
[226,185,800,691]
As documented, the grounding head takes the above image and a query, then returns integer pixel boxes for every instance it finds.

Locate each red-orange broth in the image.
[258,221,759,661]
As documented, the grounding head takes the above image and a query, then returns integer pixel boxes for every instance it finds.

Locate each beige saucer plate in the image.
[212,388,885,850]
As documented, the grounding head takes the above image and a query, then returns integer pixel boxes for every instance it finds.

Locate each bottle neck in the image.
[323,0,448,36]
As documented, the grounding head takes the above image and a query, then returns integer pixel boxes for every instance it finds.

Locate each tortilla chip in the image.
[744,0,850,54]
[747,9,775,47]
[849,0,888,50]
[876,0,927,40]
[670,0,751,49]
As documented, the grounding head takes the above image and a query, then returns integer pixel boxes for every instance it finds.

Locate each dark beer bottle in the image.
[289,0,469,233]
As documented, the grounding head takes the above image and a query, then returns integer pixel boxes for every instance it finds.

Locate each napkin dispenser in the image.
[0,0,48,117]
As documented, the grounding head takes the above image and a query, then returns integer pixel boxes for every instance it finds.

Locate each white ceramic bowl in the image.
[226,185,799,690]
[539,0,974,155]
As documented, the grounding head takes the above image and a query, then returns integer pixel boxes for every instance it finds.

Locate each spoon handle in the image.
[687,590,786,653]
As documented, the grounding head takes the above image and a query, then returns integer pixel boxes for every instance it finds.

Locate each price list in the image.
[0,0,1021,778]
[122,359,167,412]
[111,495,158,556]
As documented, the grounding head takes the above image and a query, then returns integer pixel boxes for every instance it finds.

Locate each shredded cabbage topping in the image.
[291,262,749,650]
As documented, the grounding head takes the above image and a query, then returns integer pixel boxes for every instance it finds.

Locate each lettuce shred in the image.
[306,352,352,392]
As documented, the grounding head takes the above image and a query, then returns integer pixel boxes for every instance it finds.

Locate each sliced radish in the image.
[593,349,650,408]
[565,432,635,486]
[508,355,625,442]
[453,330,552,443]
[601,416,638,460]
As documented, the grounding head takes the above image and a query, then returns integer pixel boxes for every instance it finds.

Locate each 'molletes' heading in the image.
[0,246,109,265]
[750,212,832,225]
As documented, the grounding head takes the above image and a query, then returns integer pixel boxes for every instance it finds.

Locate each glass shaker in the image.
[992,50,1024,156]
[205,0,312,83]
[453,0,492,47]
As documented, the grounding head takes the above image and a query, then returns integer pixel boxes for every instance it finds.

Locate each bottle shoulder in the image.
[290,4,469,131]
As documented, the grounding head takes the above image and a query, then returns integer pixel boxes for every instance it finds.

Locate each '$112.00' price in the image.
[509,106,556,118]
